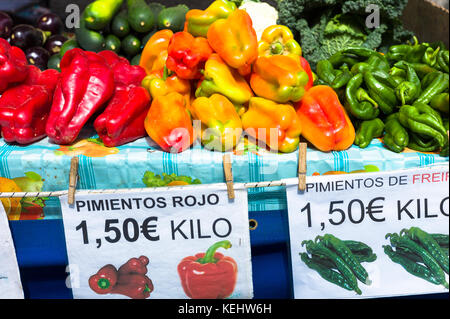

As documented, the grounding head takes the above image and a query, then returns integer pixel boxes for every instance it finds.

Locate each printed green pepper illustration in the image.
[384,228,449,289]
[142,172,201,187]
[300,234,376,295]
[177,240,238,299]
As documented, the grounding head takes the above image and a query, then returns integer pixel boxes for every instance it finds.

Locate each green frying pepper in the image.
[414,71,449,105]
[345,73,379,120]
[383,113,410,153]
[394,61,422,105]
[436,50,449,73]
[364,71,398,115]
[430,93,449,114]
[398,103,448,152]
[316,60,352,90]
[354,118,385,149]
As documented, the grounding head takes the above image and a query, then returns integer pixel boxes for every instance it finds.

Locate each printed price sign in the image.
[285,165,449,299]
[0,205,24,299]
[60,184,253,299]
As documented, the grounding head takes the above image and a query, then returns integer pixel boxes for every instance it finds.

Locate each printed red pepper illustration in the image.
[89,256,154,299]
[89,264,118,295]
[178,240,238,299]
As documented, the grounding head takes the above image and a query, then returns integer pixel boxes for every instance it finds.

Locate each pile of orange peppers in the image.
[139,0,356,153]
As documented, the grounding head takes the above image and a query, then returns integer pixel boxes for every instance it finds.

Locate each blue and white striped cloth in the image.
[0,130,448,218]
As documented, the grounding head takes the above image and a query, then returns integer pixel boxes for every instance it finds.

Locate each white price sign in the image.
[285,165,449,299]
[0,205,24,299]
[60,184,253,299]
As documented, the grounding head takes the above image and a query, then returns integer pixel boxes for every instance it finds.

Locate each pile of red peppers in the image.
[89,255,154,299]
[0,38,150,147]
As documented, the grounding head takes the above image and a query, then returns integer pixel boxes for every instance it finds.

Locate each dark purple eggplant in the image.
[44,34,67,55]
[26,46,50,70]
[36,13,63,35]
[0,11,13,39]
[10,24,48,50]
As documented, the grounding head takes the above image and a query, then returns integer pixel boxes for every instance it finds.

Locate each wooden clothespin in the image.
[223,154,235,199]
[68,157,79,205]
[298,143,307,191]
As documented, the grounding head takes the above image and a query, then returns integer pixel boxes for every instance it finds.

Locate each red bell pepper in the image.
[296,85,355,152]
[178,240,238,299]
[166,31,213,80]
[113,255,154,299]
[45,48,115,145]
[98,50,147,88]
[94,50,150,147]
[94,87,151,147]
[300,56,314,91]
[89,256,154,299]
[0,38,29,94]
[0,65,60,144]
[88,264,118,295]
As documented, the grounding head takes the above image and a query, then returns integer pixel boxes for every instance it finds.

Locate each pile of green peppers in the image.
[300,234,377,295]
[384,227,449,289]
[315,37,449,157]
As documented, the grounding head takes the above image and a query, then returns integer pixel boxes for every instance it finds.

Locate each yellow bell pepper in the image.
[241,97,302,153]
[190,94,243,151]
[195,53,253,105]
[258,25,302,59]
[185,0,237,37]
[139,29,173,75]
[141,67,191,110]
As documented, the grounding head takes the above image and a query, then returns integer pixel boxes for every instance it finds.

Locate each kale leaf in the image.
[277,0,414,70]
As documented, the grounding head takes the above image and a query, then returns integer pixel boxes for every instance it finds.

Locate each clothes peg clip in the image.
[298,143,307,191]
[223,154,235,199]
[68,157,79,205]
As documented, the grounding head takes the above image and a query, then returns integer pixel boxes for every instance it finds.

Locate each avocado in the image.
[148,2,165,18]
[111,10,131,38]
[59,39,79,58]
[121,33,141,57]
[48,54,62,71]
[75,17,106,52]
[130,53,141,65]
[157,4,189,32]
[127,0,155,33]
[140,30,156,49]
[105,34,121,53]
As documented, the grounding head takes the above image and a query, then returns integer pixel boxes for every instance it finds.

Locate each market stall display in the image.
[0,0,449,300]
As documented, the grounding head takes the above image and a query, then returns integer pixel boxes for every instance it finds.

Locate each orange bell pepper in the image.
[139,29,173,75]
[242,97,302,153]
[141,67,191,109]
[296,85,355,152]
[166,31,213,80]
[144,92,195,153]
[207,9,258,76]
[185,0,237,37]
[250,55,310,103]
[191,94,243,151]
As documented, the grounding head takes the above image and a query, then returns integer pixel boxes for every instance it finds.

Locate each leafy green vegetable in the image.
[277,0,414,69]
[142,171,201,187]
[86,137,105,146]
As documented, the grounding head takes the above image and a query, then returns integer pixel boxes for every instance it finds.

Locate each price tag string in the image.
[0,180,288,199]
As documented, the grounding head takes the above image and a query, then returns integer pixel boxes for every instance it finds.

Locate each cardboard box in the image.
[402,0,449,47]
